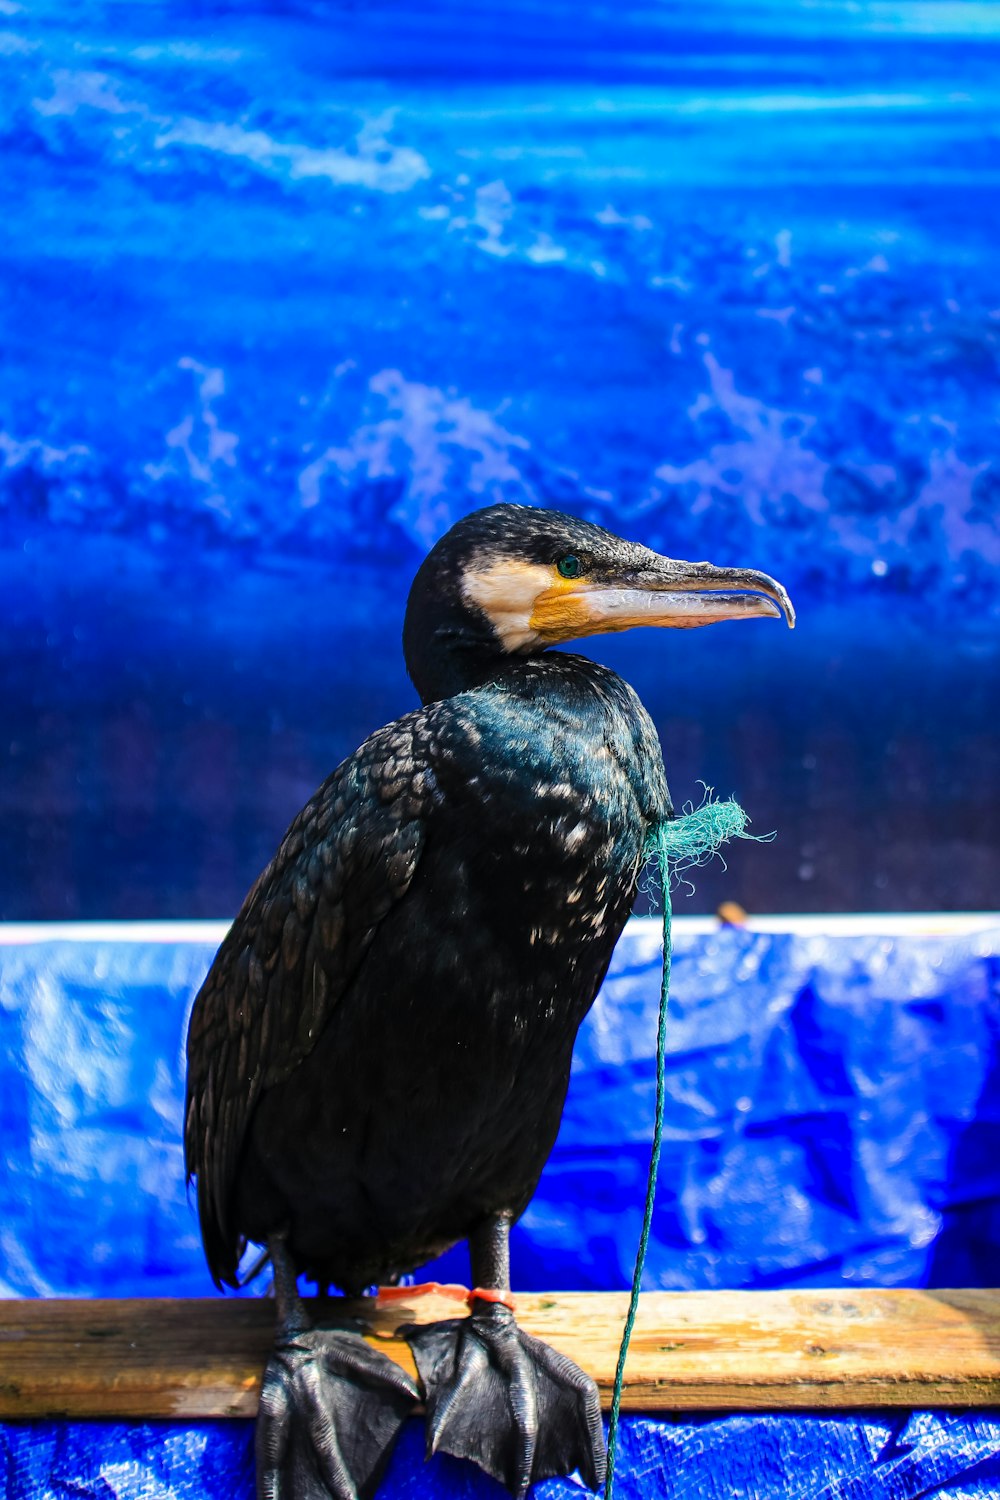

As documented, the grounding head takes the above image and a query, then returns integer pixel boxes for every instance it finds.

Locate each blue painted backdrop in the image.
[2,6,999,915]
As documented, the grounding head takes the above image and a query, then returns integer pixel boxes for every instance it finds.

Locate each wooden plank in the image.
[2,1290,999,1420]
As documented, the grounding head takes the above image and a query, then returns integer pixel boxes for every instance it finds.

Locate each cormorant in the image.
[184,504,793,1500]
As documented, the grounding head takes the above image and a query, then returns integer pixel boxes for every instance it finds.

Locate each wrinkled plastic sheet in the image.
[4,1412,1000,1500]
[2,923,998,1298]
[2,922,999,1498]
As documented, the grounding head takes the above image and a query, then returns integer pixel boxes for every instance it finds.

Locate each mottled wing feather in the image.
[184,714,435,1286]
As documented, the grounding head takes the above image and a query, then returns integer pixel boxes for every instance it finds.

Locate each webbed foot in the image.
[256,1325,420,1500]
[402,1304,606,1496]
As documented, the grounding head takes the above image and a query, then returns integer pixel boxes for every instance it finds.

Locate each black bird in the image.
[184,504,793,1500]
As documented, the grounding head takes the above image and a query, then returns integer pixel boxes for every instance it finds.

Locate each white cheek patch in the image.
[462,560,553,652]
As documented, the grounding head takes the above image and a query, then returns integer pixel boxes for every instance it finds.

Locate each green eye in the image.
[557,554,583,580]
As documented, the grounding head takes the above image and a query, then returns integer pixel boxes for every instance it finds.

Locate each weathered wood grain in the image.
[2,1290,999,1420]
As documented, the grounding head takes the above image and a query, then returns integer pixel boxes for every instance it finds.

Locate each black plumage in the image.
[183,503,792,1500]
[187,650,666,1293]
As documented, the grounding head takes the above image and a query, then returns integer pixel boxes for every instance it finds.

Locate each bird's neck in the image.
[408,628,524,704]
[404,591,522,704]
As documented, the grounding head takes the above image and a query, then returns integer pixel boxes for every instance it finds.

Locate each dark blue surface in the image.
[5,1411,1000,1500]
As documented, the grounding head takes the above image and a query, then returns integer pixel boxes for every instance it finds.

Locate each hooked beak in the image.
[530,556,796,643]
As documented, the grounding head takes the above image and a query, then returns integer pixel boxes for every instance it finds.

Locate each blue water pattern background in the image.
[3,1,999,919]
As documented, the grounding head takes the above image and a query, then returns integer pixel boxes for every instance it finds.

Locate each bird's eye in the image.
[557,554,584,580]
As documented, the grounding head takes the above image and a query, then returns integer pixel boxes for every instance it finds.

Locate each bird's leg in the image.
[270,1229,310,1337]
[469,1208,513,1303]
[400,1214,606,1497]
[255,1232,419,1500]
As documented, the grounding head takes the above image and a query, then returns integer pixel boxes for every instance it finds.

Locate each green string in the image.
[604,796,766,1500]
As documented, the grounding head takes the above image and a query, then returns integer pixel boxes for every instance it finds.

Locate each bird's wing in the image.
[183,710,437,1286]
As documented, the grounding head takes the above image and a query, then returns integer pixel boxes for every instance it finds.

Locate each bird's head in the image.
[403,504,794,703]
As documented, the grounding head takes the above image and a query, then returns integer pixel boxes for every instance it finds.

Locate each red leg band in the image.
[374,1281,516,1312]
[375,1281,469,1305]
[468,1286,517,1312]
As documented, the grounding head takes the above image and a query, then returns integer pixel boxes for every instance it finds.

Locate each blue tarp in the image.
[5,1411,1000,1500]
[2,923,998,1297]
[2,922,999,1495]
